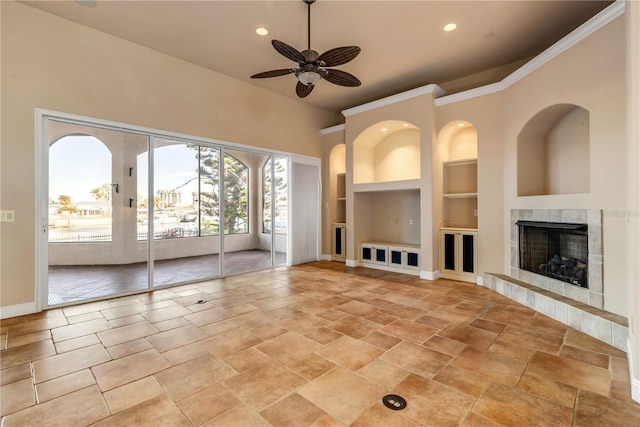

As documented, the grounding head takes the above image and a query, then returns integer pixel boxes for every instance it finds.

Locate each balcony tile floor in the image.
[49,250,286,304]
[1,261,639,426]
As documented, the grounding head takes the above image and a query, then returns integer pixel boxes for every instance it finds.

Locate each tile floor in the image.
[49,250,287,304]
[1,261,639,426]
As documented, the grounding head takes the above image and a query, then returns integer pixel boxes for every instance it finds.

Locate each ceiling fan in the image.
[251,0,361,98]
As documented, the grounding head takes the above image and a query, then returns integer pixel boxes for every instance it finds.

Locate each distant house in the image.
[76,200,108,216]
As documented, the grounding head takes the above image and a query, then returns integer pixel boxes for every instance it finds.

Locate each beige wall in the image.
[0,1,339,308]
[503,16,627,314]
[626,0,640,381]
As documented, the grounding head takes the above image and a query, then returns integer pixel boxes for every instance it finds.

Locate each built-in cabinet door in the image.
[388,245,420,270]
[389,247,403,268]
[440,229,477,282]
[332,224,346,261]
[361,243,388,265]
[441,231,458,274]
[460,232,476,274]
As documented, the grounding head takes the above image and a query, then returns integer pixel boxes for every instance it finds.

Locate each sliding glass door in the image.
[47,120,149,305]
[221,150,288,276]
[41,113,294,308]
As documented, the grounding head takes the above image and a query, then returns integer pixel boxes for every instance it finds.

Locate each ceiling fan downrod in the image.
[304,0,316,51]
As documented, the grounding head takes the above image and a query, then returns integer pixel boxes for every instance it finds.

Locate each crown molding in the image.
[342,84,447,117]
[320,124,346,135]
[435,0,625,107]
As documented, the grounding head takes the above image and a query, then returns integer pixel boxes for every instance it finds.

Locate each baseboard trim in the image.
[628,338,640,403]
[345,259,359,268]
[319,253,332,261]
[0,302,37,319]
[420,270,440,280]
[476,275,484,286]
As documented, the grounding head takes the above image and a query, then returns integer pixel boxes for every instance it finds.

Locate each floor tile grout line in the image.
[29,361,39,405]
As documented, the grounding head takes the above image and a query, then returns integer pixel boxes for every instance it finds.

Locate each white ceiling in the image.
[21,0,613,114]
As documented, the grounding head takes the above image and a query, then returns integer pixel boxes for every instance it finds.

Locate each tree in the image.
[195,146,248,235]
[90,183,112,215]
[57,194,78,215]
[223,154,249,234]
[263,156,287,234]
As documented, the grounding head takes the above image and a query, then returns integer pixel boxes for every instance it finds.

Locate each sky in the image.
[49,135,200,204]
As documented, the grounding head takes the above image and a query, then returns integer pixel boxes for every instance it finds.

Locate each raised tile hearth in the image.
[482,273,628,351]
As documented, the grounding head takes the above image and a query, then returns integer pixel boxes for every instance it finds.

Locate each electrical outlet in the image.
[0,210,15,222]
[409,219,414,225]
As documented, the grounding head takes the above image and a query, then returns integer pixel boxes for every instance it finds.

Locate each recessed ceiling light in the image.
[457,123,465,127]
[381,128,388,132]
[403,123,409,127]
[256,27,269,36]
[443,23,457,32]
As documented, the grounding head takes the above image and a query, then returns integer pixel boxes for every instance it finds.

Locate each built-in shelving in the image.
[443,158,477,166]
[353,179,421,193]
[443,192,478,198]
[443,156,477,229]
[336,173,346,223]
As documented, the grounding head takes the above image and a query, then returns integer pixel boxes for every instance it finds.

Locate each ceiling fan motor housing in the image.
[301,49,320,64]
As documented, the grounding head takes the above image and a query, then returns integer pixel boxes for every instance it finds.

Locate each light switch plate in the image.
[0,210,15,222]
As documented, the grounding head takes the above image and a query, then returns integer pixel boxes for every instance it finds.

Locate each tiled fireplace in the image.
[511,209,603,309]
[482,208,627,351]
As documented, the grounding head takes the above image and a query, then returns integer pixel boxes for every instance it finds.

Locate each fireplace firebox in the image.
[517,221,588,288]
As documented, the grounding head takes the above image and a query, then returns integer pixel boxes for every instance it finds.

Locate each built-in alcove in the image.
[353,120,420,184]
[354,190,421,246]
[517,104,590,196]
[438,121,478,229]
[329,144,346,224]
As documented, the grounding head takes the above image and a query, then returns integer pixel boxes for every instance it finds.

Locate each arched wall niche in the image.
[437,120,478,161]
[352,120,420,184]
[330,143,346,176]
[517,104,590,196]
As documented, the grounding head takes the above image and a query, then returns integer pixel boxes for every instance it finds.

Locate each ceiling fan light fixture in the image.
[298,71,321,86]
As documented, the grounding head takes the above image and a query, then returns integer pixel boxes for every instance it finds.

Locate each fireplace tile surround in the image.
[510,209,603,309]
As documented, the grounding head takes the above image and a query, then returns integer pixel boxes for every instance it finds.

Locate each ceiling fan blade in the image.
[251,69,296,79]
[317,46,361,67]
[296,81,314,98]
[322,69,361,87]
[272,40,306,64]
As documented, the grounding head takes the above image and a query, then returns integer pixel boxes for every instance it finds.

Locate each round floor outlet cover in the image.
[382,394,407,410]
